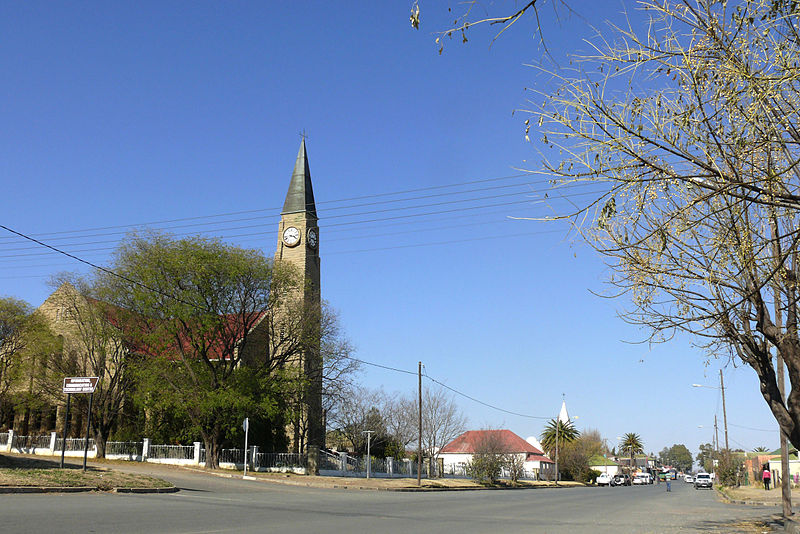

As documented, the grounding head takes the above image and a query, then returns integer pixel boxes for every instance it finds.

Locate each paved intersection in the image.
[3,465,782,533]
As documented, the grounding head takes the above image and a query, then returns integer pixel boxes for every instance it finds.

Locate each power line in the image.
[0,227,567,277]
[423,372,550,420]
[0,225,203,310]
[1,220,557,424]
[344,356,418,377]
[0,191,593,260]
[0,172,593,244]
[728,422,776,433]
[326,229,563,255]
[342,354,552,420]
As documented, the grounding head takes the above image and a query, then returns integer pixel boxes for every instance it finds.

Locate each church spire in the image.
[282,139,317,218]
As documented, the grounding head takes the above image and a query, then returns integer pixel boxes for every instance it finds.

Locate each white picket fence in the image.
[0,429,309,473]
[0,429,420,479]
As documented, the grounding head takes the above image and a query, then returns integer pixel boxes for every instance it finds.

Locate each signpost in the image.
[242,417,250,477]
[60,377,99,471]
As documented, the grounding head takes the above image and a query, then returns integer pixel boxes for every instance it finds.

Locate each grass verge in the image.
[0,454,173,491]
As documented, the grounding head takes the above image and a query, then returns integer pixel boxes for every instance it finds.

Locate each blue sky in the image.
[0,1,778,457]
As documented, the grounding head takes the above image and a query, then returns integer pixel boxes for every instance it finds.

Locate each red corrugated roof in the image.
[440,429,549,457]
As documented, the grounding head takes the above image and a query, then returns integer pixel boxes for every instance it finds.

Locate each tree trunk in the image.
[204,437,219,469]
[93,425,109,459]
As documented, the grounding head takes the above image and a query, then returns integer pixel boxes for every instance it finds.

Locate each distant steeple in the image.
[281,139,317,218]
[558,400,570,424]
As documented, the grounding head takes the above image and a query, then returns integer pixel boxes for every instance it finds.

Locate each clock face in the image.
[307,228,318,249]
[283,226,301,247]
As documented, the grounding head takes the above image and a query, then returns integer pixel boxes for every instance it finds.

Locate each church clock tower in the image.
[275,139,323,453]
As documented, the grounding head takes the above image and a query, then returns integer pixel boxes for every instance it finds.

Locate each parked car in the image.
[694,472,713,489]
[612,474,632,486]
[633,473,651,485]
[684,474,694,483]
[596,473,614,486]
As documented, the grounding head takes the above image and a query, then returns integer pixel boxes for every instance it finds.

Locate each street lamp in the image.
[691,369,729,451]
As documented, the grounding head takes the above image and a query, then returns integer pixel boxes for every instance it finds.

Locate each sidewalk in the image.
[721,485,800,507]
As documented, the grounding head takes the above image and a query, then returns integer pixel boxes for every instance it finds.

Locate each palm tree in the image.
[620,433,644,473]
[753,446,769,453]
[540,418,579,457]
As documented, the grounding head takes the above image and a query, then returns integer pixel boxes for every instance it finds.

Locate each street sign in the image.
[63,377,99,394]
[242,417,249,432]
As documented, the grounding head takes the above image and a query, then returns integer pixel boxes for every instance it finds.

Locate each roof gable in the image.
[440,429,546,455]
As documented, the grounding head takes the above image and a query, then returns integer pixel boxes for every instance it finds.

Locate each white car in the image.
[597,473,613,486]
[695,472,713,489]
[633,473,651,485]
[684,474,694,483]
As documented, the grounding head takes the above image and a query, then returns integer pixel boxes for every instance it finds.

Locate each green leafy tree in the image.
[467,430,508,485]
[0,297,35,424]
[658,444,693,472]
[717,450,743,487]
[696,443,716,473]
[103,233,314,468]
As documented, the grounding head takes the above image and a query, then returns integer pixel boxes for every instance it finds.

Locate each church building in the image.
[2,140,326,457]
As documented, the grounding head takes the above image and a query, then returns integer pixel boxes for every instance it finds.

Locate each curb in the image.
[0,486,96,494]
[0,485,177,494]
[113,486,179,494]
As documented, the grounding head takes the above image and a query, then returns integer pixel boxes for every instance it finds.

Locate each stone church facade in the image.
[2,140,325,454]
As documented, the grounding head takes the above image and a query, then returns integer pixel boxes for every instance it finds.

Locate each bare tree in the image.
[412,0,580,57]
[39,278,134,458]
[521,0,800,453]
[413,386,468,470]
[382,393,417,451]
[329,386,389,455]
[319,304,360,435]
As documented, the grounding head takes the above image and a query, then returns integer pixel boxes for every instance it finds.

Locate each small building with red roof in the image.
[438,429,554,480]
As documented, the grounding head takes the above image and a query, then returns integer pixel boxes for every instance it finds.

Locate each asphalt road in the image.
[2,466,781,534]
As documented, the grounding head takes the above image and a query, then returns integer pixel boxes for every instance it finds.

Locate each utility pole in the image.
[363,430,373,479]
[554,417,559,486]
[714,415,719,455]
[719,370,729,451]
[417,361,422,487]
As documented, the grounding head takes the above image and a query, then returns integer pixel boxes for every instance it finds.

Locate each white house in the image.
[589,455,620,476]
[438,429,554,480]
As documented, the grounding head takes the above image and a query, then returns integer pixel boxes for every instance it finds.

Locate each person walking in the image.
[763,467,771,490]
[666,475,671,492]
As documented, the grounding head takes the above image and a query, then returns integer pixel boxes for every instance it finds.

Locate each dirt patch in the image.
[0,454,173,491]
[722,484,800,506]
